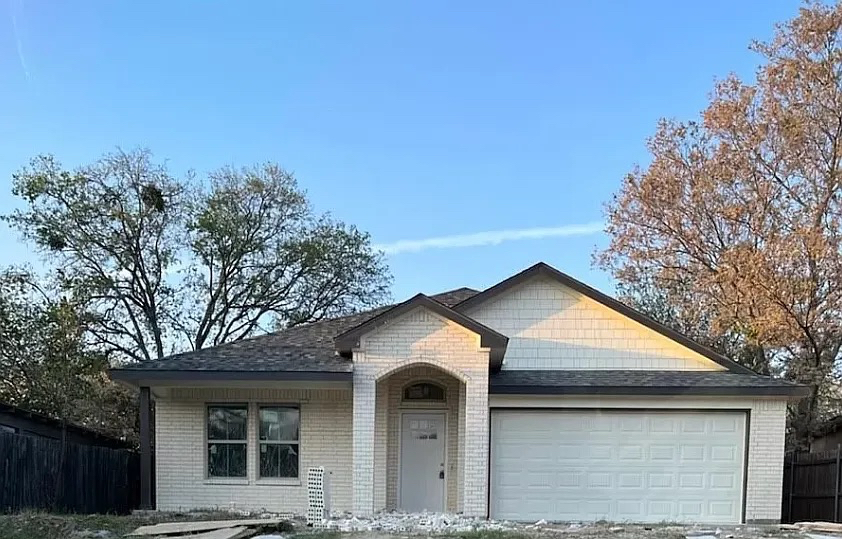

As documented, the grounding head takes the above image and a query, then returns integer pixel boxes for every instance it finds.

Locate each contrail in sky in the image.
[374,222,605,255]
[10,0,29,80]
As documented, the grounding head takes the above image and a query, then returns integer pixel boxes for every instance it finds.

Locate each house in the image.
[0,402,133,450]
[110,262,807,524]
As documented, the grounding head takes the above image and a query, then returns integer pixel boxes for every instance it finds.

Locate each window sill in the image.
[256,478,301,486]
[204,478,249,486]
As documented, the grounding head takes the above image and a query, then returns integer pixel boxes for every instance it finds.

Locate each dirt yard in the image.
[0,512,809,539]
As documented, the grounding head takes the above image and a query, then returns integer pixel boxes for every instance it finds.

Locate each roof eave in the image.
[489,384,811,398]
[109,369,353,386]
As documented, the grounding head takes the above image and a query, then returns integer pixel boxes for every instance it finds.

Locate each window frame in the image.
[257,404,301,480]
[205,403,249,480]
[402,380,447,402]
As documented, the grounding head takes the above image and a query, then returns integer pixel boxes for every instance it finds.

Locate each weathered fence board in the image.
[783,447,842,523]
[0,431,140,514]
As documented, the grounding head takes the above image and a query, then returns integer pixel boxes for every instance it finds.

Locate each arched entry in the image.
[373,362,467,513]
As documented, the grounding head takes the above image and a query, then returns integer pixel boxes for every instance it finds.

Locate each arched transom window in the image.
[403,382,446,402]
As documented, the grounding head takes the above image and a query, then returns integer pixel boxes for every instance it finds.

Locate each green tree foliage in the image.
[7,149,391,362]
[182,164,391,349]
[0,269,137,441]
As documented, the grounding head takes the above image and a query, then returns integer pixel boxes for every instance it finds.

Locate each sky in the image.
[0,0,805,301]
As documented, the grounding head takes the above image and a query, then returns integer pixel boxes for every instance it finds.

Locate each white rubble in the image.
[316,511,519,533]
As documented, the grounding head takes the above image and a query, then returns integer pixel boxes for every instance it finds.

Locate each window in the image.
[259,406,300,478]
[207,405,247,478]
[403,382,446,401]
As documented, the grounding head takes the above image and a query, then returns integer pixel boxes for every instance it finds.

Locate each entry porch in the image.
[352,361,490,517]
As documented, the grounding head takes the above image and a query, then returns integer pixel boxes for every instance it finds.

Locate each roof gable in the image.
[455,262,755,375]
[334,294,508,369]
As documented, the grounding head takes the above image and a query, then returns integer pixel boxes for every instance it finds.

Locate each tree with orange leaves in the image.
[598,2,842,446]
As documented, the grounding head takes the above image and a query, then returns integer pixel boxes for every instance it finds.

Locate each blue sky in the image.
[0,0,803,300]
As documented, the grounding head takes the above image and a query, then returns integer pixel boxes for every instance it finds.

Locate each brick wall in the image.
[488,394,788,522]
[377,365,461,512]
[352,306,490,516]
[467,276,725,371]
[745,399,787,522]
[155,386,352,514]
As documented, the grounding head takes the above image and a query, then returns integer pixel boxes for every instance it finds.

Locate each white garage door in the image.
[490,410,746,524]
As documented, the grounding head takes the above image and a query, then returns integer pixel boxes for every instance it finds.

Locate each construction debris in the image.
[314,511,518,533]
[805,534,842,539]
[127,518,286,537]
[307,467,330,526]
[123,511,817,539]
[794,523,842,534]
[165,527,251,539]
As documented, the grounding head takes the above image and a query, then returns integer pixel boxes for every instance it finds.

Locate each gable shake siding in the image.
[467,276,724,371]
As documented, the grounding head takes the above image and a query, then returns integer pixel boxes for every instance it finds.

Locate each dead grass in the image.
[0,510,286,539]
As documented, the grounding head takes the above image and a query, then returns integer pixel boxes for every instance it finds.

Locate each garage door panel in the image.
[712,416,741,432]
[710,501,737,517]
[679,473,704,488]
[650,417,677,432]
[491,410,746,524]
[618,445,644,460]
[618,472,644,488]
[588,444,612,459]
[557,470,580,487]
[711,445,739,462]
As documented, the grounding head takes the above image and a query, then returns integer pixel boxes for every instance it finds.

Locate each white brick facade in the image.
[352,306,490,516]
[467,276,725,371]
[149,272,792,523]
[154,386,352,514]
[746,399,787,522]
[376,365,461,511]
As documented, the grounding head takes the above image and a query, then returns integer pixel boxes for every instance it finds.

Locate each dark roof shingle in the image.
[489,369,808,396]
[113,288,478,373]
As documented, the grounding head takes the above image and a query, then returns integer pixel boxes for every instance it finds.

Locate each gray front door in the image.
[399,412,446,512]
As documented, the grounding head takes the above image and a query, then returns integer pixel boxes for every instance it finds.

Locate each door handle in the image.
[439,470,445,479]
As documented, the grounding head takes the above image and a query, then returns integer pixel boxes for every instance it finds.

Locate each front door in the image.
[399,412,446,512]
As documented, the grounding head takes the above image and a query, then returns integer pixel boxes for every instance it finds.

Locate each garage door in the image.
[490,410,746,524]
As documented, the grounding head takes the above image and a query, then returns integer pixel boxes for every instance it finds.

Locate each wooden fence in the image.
[0,430,140,514]
[783,447,842,523]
